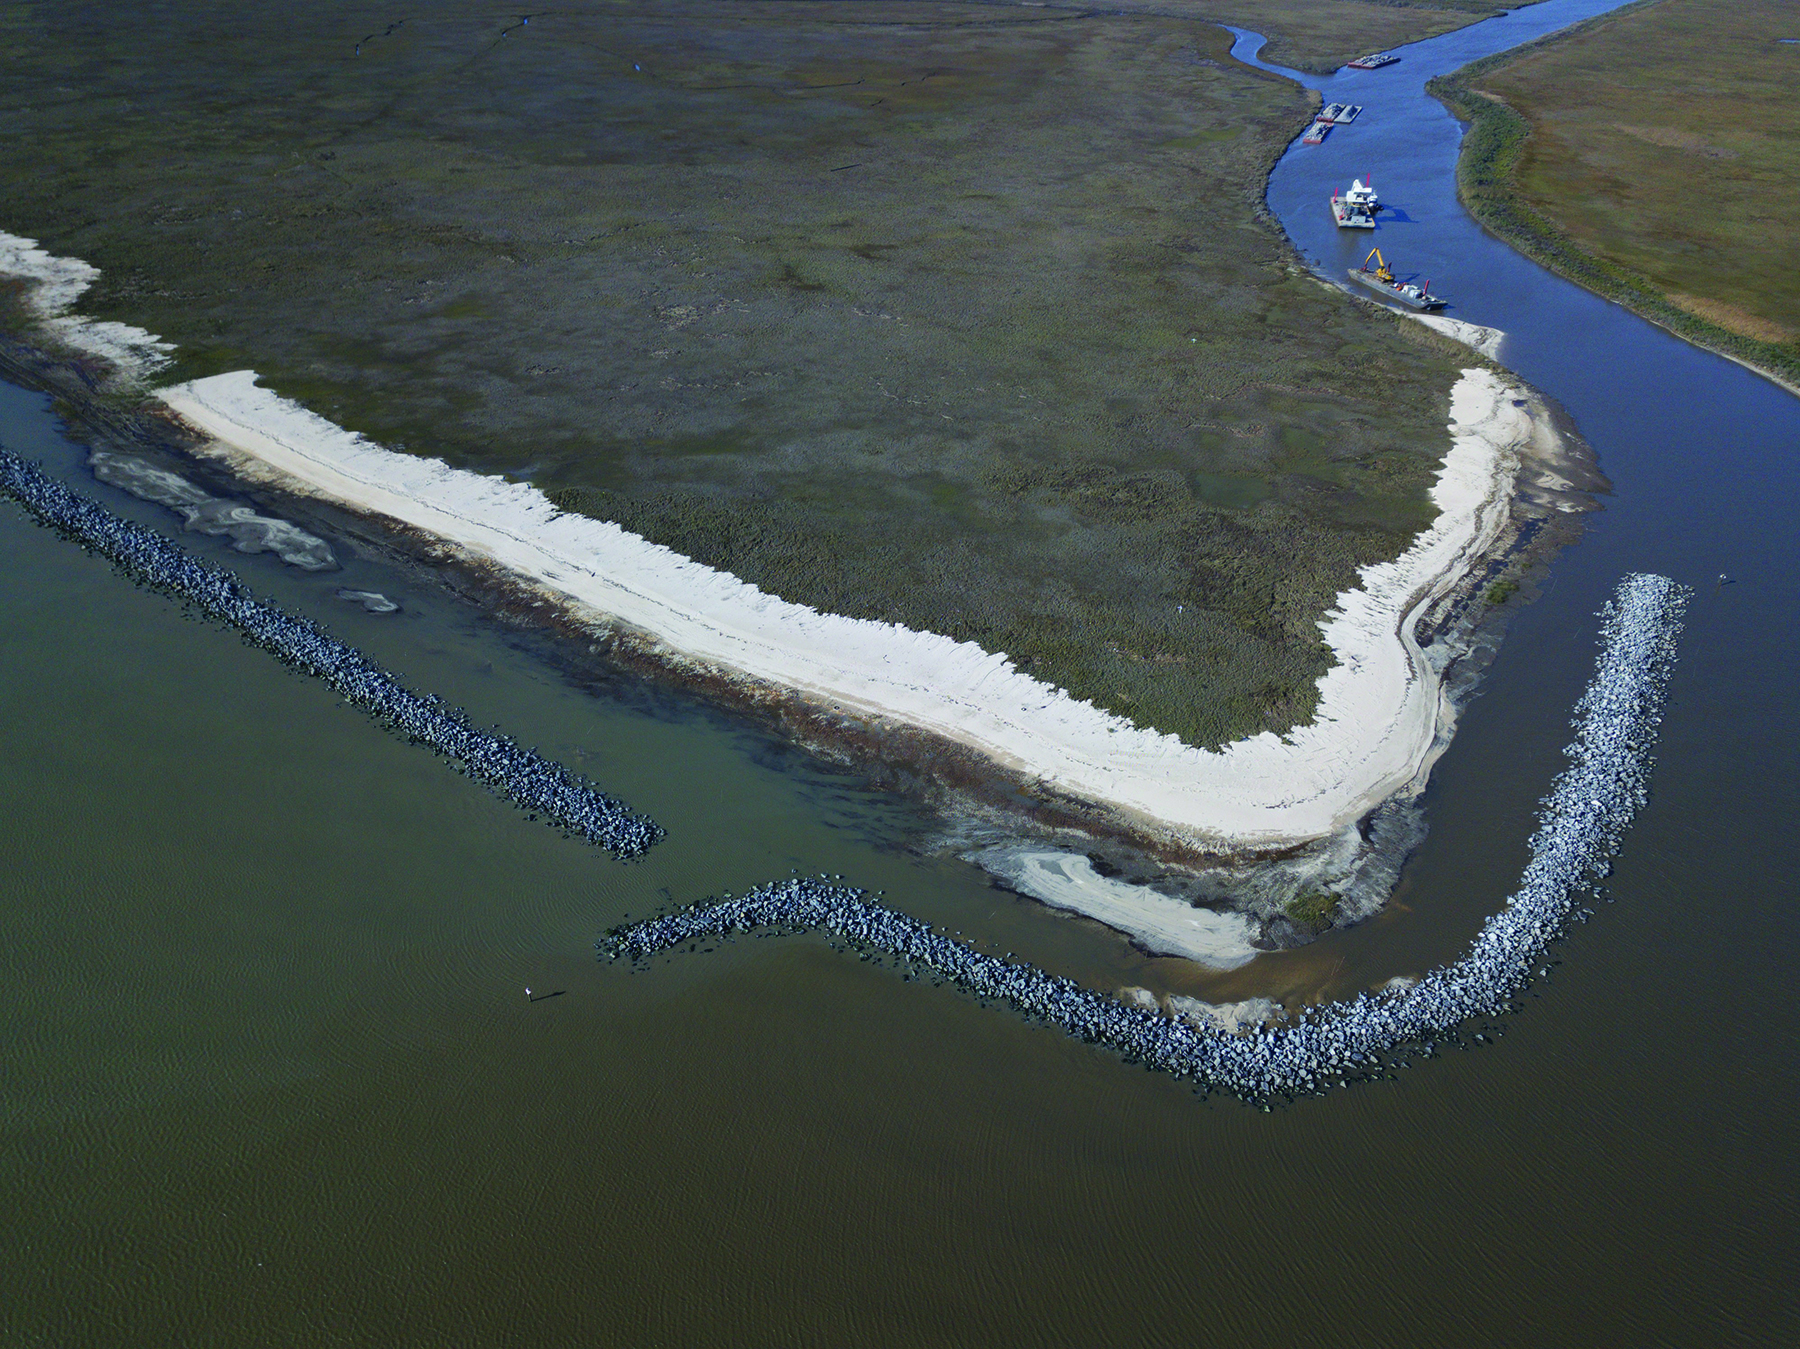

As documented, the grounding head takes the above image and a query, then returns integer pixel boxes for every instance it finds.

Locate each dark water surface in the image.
[3,0,1798,1341]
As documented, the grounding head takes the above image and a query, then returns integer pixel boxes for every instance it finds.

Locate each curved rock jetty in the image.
[605,573,1689,1098]
[0,448,663,860]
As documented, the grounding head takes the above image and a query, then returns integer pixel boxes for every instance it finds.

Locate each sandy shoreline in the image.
[4,229,1567,956]
[157,365,1541,857]
[1408,312,1507,362]
[0,233,173,380]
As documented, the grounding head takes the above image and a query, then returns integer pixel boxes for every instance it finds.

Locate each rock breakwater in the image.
[605,573,1689,1098]
[0,448,663,860]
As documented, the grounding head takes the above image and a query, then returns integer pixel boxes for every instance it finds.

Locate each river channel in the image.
[3,0,1796,1342]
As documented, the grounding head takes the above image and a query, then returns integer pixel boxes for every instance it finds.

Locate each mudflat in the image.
[1,1,1503,748]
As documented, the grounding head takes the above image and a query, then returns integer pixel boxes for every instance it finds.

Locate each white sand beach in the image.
[1409,312,1507,361]
[0,232,174,379]
[157,364,1537,856]
[4,231,1553,951]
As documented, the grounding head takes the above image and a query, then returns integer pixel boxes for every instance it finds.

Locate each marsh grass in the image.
[1284,890,1340,932]
[2,0,1486,747]
[1430,0,1800,387]
[1094,0,1528,74]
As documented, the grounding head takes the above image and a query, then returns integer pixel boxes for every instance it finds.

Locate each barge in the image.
[1347,52,1399,70]
[1349,248,1445,309]
[1319,103,1363,124]
[1331,177,1381,229]
[1301,120,1331,146]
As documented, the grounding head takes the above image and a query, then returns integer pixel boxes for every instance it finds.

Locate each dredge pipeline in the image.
[606,574,1690,1099]
[0,447,663,860]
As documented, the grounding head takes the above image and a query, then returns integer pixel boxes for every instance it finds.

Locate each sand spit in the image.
[606,572,1692,1101]
[0,448,663,860]
[1409,312,1507,361]
[158,366,1542,861]
[0,231,173,381]
[981,849,1261,968]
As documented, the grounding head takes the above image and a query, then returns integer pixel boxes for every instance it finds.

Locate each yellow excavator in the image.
[1348,246,1446,309]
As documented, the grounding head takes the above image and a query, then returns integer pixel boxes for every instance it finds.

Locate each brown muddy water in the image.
[3,4,1799,1342]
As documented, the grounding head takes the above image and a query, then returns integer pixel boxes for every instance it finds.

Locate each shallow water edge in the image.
[608,570,1688,1101]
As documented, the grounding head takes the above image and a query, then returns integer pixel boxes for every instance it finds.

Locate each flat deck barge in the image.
[1349,255,1445,309]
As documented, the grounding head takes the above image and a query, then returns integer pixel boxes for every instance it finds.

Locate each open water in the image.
[3,0,1797,1341]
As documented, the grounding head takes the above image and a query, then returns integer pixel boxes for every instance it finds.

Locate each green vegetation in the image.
[1284,890,1340,931]
[1430,0,1800,387]
[1486,577,1519,604]
[1106,0,1535,75]
[1,1,1495,747]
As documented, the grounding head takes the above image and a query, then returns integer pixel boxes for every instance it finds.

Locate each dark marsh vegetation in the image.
[1,1,1522,746]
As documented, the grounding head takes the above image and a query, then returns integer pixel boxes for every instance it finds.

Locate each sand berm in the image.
[157,361,1545,849]
[4,230,1568,945]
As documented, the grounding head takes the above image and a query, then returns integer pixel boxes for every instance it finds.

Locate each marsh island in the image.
[2,0,1565,880]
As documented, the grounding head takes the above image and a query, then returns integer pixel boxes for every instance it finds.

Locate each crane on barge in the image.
[1348,248,1446,310]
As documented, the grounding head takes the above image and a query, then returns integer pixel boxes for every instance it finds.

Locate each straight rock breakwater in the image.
[0,447,663,860]
[606,574,1689,1099]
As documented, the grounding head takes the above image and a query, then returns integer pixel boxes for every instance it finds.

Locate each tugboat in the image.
[1347,52,1399,70]
[1331,176,1381,228]
[1348,248,1445,309]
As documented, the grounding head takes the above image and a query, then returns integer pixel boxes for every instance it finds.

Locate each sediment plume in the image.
[604,573,1689,1099]
[0,448,663,860]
